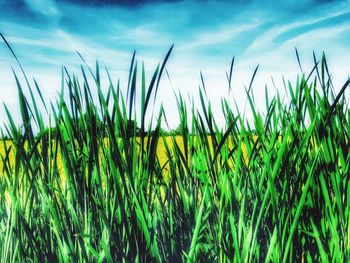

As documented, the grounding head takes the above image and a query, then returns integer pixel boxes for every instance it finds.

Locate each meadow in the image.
[0,39,350,262]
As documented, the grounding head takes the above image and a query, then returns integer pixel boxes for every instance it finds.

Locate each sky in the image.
[0,0,349,129]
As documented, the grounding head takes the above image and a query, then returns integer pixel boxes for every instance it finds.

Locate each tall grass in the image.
[0,34,350,262]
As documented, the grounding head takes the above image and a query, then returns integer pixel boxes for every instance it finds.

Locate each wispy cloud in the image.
[247,1,350,52]
[23,0,60,17]
[179,23,259,51]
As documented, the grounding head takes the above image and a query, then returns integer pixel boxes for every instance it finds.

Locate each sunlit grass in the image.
[0,34,349,262]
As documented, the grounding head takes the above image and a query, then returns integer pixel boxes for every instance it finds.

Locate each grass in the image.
[0,34,350,262]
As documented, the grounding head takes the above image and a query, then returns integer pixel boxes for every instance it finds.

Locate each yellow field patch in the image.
[0,135,253,177]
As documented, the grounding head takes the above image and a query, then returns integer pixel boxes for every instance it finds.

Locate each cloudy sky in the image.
[0,0,349,128]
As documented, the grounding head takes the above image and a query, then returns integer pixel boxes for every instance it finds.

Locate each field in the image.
[0,43,350,262]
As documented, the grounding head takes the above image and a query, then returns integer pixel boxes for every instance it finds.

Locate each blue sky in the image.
[0,0,350,128]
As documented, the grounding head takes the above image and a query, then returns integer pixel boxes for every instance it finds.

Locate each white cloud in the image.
[283,23,350,47]
[179,23,259,51]
[4,27,132,69]
[247,3,350,52]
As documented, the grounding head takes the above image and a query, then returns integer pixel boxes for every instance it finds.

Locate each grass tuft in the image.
[0,37,349,262]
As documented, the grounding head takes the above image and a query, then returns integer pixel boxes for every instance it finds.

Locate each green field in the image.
[0,45,350,262]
